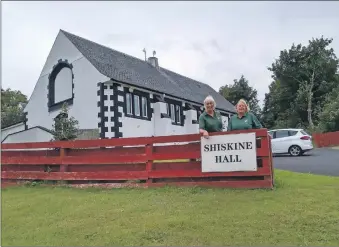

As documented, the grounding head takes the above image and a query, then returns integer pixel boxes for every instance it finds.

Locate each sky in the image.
[2,1,339,106]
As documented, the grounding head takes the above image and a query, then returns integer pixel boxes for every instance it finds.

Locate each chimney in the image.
[147,57,159,68]
[147,50,159,69]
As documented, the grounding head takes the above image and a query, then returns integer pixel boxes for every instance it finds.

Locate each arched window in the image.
[48,59,74,112]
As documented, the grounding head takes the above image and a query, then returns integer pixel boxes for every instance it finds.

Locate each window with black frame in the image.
[165,101,182,125]
[124,91,149,120]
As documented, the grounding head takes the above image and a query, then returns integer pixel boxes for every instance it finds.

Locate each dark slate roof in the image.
[61,30,235,113]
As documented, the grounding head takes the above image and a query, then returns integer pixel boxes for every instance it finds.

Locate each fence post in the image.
[145,143,153,185]
[59,147,68,184]
[267,133,274,187]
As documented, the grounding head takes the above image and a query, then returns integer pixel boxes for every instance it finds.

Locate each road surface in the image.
[273,148,339,176]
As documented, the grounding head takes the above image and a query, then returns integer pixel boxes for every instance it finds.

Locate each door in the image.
[274,130,291,153]
[268,131,277,153]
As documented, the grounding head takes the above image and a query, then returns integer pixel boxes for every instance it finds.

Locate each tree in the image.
[261,80,282,128]
[219,75,261,117]
[1,88,28,128]
[263,37,339,130]
[51,103,79,141]
[317,81,339,133]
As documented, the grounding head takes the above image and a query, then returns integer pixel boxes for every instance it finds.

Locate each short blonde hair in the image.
[203,95,216,109]
[236,99,250,112]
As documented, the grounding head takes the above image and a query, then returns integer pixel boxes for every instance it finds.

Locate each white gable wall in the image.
[39,32,82,77]
[24,31,109,132]
[1,123,26,142]
[2,127,53,144]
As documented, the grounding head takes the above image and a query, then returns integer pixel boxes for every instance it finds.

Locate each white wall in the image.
[2,127,53,144]
[185,109,199,134]
[153,101,173,136]
[1,123,26,142]
[24,31,109,131]
[120,117,154,138]
[221,115,229,131]
[39,32,81,77]
[103,82,231,139]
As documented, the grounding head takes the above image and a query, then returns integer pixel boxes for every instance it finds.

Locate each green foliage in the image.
[51,103,79,141]
[262,37,339,130]
[1,88,28,128]
[218,75,261,118]
[317,84,339,133]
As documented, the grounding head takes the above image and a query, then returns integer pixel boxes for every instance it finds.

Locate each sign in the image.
[201,132,257,172]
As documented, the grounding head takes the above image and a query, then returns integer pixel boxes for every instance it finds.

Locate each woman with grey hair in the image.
[199,95,223,139]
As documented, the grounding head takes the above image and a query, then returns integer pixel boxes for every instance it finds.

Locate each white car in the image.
[268,128,313,156]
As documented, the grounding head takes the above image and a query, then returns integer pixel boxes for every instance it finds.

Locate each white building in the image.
[1,30,236,143]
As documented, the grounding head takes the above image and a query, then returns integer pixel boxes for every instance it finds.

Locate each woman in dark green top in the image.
[199,95,223,139]
[227,99,262,131]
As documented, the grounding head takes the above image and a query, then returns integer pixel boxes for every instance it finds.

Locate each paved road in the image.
[273,148,339,176]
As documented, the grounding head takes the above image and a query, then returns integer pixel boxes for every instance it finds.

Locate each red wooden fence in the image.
[312,131,339,148]
[1,129,274,189]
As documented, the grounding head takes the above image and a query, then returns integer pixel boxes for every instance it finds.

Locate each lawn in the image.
[2,170,339,246]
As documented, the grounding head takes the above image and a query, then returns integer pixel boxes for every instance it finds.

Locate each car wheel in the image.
[288,145,302,156]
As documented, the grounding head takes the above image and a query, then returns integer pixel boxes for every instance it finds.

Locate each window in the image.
[275,130,289,139]
[54,67,73,103]
[166,103,170,115]
[124,90,150,120]
[165,101,182,125]
[300,130,309,136]
[48,60,74,112]
[170,104,175,123]
[288,130,298,136]
[134,95,140,116]
[222,118,228,130]
[175,105,181,123]
[126,93,132,115]
[141,97,147,117]
[197,110,202,120]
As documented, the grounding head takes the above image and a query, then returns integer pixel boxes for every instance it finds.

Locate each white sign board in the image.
[201,132,257,172]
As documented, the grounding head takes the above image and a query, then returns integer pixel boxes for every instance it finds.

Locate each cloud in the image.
[101,33,139,45]
[2,1,339,108]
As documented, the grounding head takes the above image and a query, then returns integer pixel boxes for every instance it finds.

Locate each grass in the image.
[2,170,339,246]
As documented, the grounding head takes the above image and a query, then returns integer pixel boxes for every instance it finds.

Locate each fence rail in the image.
[312,131,339,148]
[1,128,274,189]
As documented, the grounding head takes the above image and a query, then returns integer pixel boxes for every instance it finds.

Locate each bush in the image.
[51,103,79,141]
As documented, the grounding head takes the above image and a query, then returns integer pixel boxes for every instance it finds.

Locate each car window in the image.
[300,130,309,136]
[275,130,289,138]
[268,131,275,138]
[288,130,298,136]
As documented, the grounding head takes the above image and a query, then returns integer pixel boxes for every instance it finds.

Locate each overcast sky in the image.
[2,1,339,105]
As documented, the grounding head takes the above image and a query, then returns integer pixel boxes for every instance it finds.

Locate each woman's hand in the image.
[202,130,209,139]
